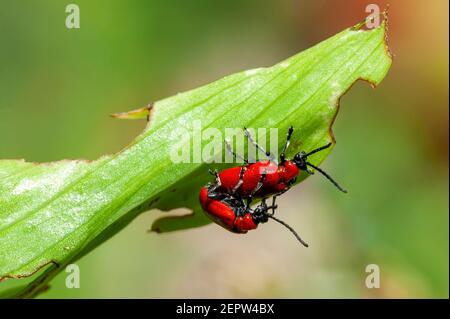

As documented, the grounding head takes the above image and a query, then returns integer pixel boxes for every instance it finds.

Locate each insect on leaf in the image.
[0,19,392,298]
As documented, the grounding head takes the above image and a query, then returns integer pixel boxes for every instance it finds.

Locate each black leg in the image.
[243,127,276,161]
[271,196,277,215]
[251,172,266,196]
[280,126,294,163]
[208,169,221,191]
[246,195,253,210]
[208,168,218,177]
[232,166,247,193]
[225,139,248,164]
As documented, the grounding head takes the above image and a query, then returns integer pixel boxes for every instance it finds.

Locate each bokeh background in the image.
[0,0,448,298]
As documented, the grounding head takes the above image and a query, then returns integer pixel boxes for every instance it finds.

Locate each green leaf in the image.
[0,20,391,298]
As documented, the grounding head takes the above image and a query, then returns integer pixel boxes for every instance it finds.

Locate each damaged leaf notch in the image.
[0,16,391,298]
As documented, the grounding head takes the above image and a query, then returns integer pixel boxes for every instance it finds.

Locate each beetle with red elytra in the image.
[199,183,309,247]
[199,126,347,246]
[212,126,347,204]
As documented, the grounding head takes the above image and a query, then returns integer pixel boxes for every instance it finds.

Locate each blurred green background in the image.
[0,0,448,298]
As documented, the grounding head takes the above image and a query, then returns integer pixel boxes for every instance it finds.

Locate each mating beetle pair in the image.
[199,126,346,246]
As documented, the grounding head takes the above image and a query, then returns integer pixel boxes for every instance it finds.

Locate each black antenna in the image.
[268,215,309,247]
[305,142,332,157]
[306,162,348,193]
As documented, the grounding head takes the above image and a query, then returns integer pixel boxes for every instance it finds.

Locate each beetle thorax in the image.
[280,160,300,182]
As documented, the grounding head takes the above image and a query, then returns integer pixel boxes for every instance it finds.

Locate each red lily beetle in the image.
[199,185,308,247]
[210,126,347,205]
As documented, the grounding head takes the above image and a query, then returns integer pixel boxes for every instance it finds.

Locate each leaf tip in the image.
[350,5,394,61]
